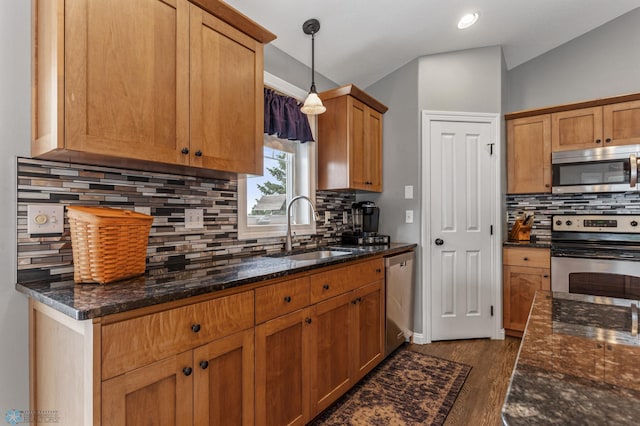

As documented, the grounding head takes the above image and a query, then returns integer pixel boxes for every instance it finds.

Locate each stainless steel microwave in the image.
[551,144,640,194]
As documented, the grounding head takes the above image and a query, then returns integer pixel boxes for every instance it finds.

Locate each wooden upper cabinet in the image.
[551,106,603,151]
[603,100,640,147]
[317,85,387,192]
[189,6,263,174]
[507,115,551,194]
[32,0,275,176]
[552,101,640,151]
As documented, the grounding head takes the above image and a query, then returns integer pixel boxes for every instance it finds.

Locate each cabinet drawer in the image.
[310,258,384,303]
[255,277,310,324]
[102,291,254,380]
[503,247,550,268]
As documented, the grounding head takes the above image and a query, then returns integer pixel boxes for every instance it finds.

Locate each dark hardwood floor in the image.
[409,337,521,426]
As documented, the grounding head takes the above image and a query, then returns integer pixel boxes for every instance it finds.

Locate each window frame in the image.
[237,72,317,240]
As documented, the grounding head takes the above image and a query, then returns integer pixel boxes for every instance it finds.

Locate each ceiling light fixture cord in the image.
[301,18,326,115]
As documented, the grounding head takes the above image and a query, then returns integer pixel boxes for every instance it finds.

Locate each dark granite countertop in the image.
[16,243,416,321]
[503,240,551,249]
[502,291,640,425]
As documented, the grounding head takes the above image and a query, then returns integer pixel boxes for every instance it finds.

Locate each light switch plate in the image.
[404,185,414,199]
[27,204,64,235]
[343,211,348,224]
[324,211,331,225]
[405,209,414,224]
[185,208,204,229]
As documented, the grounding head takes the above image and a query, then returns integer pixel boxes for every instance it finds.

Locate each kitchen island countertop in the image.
[16,243,416,321]
[502,291,640,425]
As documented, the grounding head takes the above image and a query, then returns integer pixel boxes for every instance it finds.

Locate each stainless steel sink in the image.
[281,250,350,261]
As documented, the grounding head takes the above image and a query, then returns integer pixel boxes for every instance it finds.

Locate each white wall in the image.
[507,7,640,112]
[0,0,31,413]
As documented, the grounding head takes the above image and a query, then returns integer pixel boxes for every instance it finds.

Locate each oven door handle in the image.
[630,154,638,188]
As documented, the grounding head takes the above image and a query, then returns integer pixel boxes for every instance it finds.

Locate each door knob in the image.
[435,238,444,246]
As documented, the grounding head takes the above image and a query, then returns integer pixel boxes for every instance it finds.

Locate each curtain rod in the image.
[264,85,303,102]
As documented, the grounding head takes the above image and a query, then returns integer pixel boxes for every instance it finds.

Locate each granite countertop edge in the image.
[16,243,417,321]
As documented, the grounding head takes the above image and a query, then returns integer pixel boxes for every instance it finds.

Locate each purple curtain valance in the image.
[264,88,314,143]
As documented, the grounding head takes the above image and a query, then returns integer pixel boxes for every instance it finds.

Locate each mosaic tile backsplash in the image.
[17,157,355,283]
[507,192,640,243]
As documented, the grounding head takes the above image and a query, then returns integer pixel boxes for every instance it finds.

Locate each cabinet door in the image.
[503,265,550,334]
[551,106,603,151]
[348,97,368,190]
[102,351,193,426]
[365,108,383,192]
[352,280,385,381]
[507,115,551,194]
[193,329,254,426]
[604,343,640,391]
[255,309,311,426]
[190,5,263,174]
[603,100,640,146]
[308,292,354,417]
[65,0,190,165]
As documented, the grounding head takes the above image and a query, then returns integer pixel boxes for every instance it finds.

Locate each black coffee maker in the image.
[352,201,379,235]
[342,201,390,245]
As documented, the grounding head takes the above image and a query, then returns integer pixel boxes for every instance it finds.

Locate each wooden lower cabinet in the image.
[102,328,254,426]
[29,256,392,426]
[256,270,386,425]
[352,281,385,382]
[102,351,194,426]
[308,292,354,417]
[503,247,551,336]
[193,330,255,426]
[255,309,311,426]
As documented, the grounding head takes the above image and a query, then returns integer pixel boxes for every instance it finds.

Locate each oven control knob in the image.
[565,220,573,226]
[631,220,638,227]
[555,220,562,226]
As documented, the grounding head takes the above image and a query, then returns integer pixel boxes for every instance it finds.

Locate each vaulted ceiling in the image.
[225,0,640,88]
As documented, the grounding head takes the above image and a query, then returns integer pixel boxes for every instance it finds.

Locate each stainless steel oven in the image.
[551,214,640,299]
[551,144,640,194]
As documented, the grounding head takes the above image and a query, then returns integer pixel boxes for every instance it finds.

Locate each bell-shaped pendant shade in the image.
[301,18,326,116]
[301,92,326,115]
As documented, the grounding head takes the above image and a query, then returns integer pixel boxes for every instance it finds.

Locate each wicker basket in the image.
[67,206,153,284]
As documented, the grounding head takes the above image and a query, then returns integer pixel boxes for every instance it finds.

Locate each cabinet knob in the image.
[376,268,382,273]
[284,296,292,303]
[305,317,312,324]
[605,138,612,143]
[357,297,362,303]
[595,139,602,144]
[545,184,550,188]
[181,147,189,154]
[523,257,529,261]
[543,274,549,278]
[200,360,209,370]
[323,284,330,290]
[194,150,203,157]
[183,367,193,376]
[191,323,201,333]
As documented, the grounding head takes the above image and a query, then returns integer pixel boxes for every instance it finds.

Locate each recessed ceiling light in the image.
[457,12,479,29]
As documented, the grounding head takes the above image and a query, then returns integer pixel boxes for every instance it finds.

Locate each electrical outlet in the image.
[324,211,331,225]
[185,208,204,229]
[27,204,64,235]
[405,210,414,224]
[343,211,348,224]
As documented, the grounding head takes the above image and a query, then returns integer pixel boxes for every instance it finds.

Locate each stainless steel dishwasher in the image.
[384,251,415,357]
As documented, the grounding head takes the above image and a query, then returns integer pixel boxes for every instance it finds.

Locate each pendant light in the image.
[301,18,326,115]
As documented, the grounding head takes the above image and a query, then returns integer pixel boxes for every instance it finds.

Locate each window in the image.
[238,73,316,240]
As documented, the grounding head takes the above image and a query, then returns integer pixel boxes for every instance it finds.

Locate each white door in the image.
[430,119,494,340]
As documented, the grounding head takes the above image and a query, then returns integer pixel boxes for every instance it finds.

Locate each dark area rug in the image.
[309,346,472,426]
